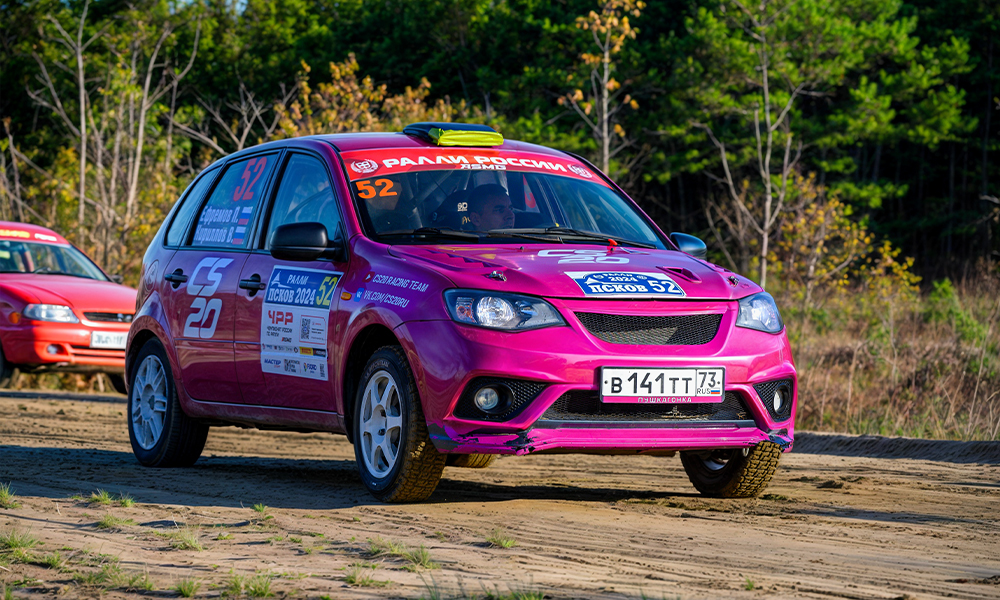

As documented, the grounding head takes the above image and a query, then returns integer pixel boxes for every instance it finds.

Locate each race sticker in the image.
[339,148,611,188]
[565,271,686,298]
[260,266,342,381]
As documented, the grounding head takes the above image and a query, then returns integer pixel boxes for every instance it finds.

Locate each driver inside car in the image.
[467,184,515,231]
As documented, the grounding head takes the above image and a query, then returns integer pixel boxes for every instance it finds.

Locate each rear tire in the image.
[680,442,781,498]
[447,454,498,469]
[127,338,208,467]
[353,346,445,502]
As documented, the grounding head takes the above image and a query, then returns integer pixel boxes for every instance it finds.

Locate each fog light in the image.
[474,387,500,411]
[773,389,784,412]
[46,344,60,355]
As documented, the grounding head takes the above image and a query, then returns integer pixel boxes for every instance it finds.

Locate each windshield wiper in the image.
[379,227,481,241]
[31,268,93,279]
[540,227,657,248]
[484,229,566,243]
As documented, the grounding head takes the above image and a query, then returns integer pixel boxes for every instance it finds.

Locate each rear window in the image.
[191,153,278,248]
[166,167,218,246]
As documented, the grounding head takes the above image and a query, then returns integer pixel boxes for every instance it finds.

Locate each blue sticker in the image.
[354,287,365,302]
[565,271,686,297]
[264,267,343,308]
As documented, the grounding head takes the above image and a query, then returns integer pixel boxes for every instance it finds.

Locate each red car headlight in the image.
[22,304,79,323]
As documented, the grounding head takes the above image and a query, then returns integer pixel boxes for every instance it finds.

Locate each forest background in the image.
[0,0,998,439]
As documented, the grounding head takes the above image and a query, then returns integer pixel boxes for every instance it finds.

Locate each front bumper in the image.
[2,321,127,372]
[399,298,797,454]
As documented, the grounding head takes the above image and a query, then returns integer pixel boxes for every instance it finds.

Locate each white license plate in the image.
[600,367,725,404]
[90,331,127,350]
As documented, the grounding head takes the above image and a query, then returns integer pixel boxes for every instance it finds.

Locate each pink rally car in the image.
[127,122,796,502]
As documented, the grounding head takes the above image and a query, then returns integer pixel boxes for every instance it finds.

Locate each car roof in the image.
[221,132,574,163]
[0,221,69,245]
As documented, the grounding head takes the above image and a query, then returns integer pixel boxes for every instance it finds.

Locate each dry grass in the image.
[785,271,1000,440]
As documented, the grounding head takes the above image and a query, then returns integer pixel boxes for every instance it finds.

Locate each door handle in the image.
[164,269,188,288]
[239,274,266,295]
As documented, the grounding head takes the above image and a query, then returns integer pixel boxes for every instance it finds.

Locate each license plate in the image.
[600,367,725,404]
[90,331,127,350]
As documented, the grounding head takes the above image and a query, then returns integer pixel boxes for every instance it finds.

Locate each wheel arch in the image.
[342,323,400,443]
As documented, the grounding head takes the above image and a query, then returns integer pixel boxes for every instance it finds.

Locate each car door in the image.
[161,151,279,403]
[234,151,347,409]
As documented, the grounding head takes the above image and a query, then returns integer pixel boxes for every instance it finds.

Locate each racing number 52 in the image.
[233,156,268,202]
[355,179,396,199]
[316,275,339,308]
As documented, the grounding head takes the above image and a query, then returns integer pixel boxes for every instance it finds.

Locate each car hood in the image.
[387,244,761,301]
[2,274,137,314]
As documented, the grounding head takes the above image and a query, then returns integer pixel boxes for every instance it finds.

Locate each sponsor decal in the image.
[0,229,30,239]
[370,273,428,293]
[566,271,686,298]
[339,148,612,188]
[538,248,629,264]
[260,266,342,381]
[33,232,59,242]
[362,290,410,308]
[350,159,379,175]
[183,257,234,338]
[354,288,365,301]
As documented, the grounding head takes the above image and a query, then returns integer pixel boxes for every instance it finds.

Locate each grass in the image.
[485,527,517,548]
[2,584,11,600]
[116,493,136,508]
[89,489,113,505]
[402,545,440,570]
[96,514,137,530]
[175,579,201,598]
[0,483,19,509]
[216,532,233,540]
[252,503,268,514]
[246,573,275,597]
[169,528,204,551]
[222,573,248,597]
[744,577,755,590]
[343,562,389,587]
[0,528,38,551]
[38,550,66,570]
[367,536,406,557]
[74,562,154,591]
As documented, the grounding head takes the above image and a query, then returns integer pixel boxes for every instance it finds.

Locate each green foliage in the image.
[175,579,201,598]
[486,527,518,548]
[927,279,988,344]
[0,483,19,509]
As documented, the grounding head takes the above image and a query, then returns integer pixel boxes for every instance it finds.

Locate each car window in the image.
[0,241,107,280]
[166,167,218,246]
[266,154,341,247]
[191,153,278,248]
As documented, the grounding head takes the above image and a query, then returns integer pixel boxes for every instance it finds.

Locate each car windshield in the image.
[342,148,666,248]
[0,240,108,280]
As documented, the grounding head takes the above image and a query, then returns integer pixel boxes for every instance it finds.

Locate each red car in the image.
[0,222,137,393]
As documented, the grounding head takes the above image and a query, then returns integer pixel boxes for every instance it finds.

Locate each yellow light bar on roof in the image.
[428,127,504,147]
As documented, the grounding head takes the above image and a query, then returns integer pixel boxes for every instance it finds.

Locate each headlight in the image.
[444,290,564,331]
[736,292,783,334]
[23,304,79,323]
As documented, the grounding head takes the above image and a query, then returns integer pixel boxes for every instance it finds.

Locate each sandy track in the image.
[1,393,998,599]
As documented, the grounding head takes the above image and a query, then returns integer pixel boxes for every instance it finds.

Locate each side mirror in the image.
[669,232,707,259]
[109,274,124,284]
[270,222,330,261]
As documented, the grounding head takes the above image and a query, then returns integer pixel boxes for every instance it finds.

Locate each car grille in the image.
[453,377,548,422]
[84,312,133,323]
[537,389,751,423]
[574,312,722,345]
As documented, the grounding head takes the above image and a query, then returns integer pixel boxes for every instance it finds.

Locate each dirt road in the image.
[1,392,998,599]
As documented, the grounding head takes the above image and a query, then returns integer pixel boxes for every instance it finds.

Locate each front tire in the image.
[680,442,781,498]
[353,346,445,502]
[127,339,208,467]
[108,373,128,395]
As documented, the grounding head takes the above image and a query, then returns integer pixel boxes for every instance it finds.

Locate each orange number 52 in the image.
[355,179,397,199]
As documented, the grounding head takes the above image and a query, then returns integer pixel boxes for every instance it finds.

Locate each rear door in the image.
[234,151,347,408]
[161,150,279,403]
